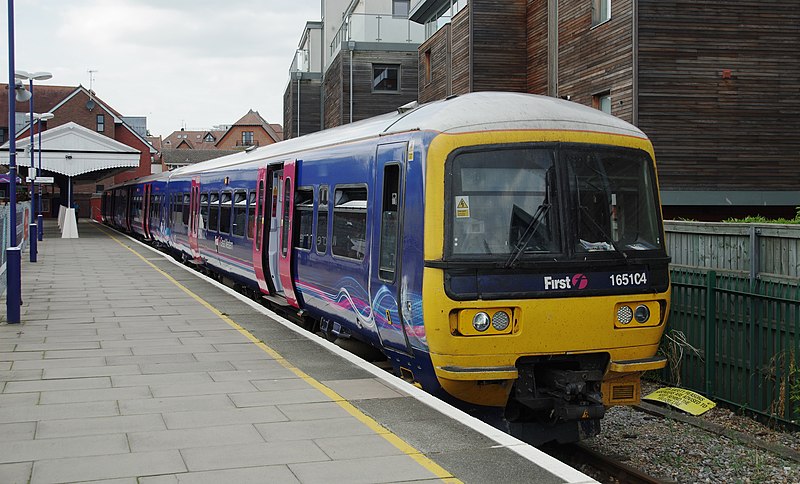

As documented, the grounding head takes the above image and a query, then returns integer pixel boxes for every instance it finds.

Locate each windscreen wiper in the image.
[578,205,628,262]
[504,203,550,268]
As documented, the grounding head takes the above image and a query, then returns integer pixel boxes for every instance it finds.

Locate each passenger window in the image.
[172,194,181,228]
[199,193,209,231]
[208,192,220,232]
[182,193,190,227]
[332,185,368,261]
[233,191,247,237]
[220,192,232,234]
[379,165,401,281]
[316,186,329,254]
[247,191,256,239]
[294,187,314,250]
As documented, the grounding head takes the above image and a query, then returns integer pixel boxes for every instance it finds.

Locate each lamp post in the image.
[36,113,53,240]
[16,70,52,247]
[6,0,33,323]
[24,111,53,245]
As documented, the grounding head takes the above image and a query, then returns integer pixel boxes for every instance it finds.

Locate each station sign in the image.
[26,176,55,184]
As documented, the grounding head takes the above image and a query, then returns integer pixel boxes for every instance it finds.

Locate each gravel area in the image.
[580,383,800,483]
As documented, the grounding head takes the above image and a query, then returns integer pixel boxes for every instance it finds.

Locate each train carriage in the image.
[105,92,670,444]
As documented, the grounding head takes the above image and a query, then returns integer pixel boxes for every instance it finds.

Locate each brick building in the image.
[0,84,158,217]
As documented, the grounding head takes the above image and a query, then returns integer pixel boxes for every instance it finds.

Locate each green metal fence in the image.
[663,221,800,425]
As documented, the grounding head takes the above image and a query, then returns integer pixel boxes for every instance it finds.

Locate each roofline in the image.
[46,85,157,154]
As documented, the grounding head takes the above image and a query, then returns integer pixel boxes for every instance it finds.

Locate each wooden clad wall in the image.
[418,25,451,103]
[283,78,322,139]
[472,0,528,93]
[323,55,344,129]
[351,50,419,121]
[451,7,472,95]
[638,0,800,192]
[526,0,548,94]
[557,0,634,123]
[323,48,419,129]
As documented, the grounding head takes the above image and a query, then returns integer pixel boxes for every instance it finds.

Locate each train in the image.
[103,92,671,444]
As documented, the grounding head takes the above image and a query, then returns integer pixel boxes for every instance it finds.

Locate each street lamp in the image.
[24,111,54,242]
[6,0,29,323]
[16,70,52,249]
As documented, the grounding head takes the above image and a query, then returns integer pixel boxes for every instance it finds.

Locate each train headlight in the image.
[492,311,510,331]
[634,305,651,323]
[472,312,491,332]
[616,305,633,325]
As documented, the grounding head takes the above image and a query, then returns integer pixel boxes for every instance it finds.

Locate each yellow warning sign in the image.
[643,387,716,416]
[581,409,590,419]
[455,196,470,218]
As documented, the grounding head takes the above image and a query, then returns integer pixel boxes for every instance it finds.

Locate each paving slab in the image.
[0,220,590,484]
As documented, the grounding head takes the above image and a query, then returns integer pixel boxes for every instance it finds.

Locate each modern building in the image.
[409,0,800,219]
[283,0,425,138]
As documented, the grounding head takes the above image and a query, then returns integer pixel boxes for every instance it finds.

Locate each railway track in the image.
[544,442,671,484]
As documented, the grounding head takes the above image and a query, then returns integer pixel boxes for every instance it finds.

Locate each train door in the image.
[267,165,284,295]
[252,167,271,294]
[188,178,200,260]
[370,142,412,355]
[277,160,299,308]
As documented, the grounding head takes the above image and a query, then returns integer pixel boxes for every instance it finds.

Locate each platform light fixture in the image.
[17,70,53,253]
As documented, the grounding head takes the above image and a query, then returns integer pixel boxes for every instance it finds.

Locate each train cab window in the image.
[208,192,220,232]
[233,191,247,237]
[449,147,559,258]
[294,187,314,250]
[199,193,209,231]
[316,186,329,254]
[332,185,367,261]
[220,192,232,234]
[247,191,256,239]
[379,165,401,281]
[182,193,190,227]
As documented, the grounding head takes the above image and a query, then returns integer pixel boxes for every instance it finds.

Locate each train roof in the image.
[166,92,649,178]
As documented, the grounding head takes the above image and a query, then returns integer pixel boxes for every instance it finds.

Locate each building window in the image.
[423,49,432,85]
[0,128,6,144]
[592,0,611,27]
[392,0,409,16]
[95,184,104,194]
[204,133,214,142]
[593,91,612,114]
[242,131,254,146]
[96,114,105,132]
[373,64,400,92]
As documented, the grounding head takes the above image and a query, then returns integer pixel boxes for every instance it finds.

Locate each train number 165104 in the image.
[609,272,648,287]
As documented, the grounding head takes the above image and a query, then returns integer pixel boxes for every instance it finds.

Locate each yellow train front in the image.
[404,93,670,444]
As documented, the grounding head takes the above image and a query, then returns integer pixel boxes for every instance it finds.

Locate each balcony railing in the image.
[330,13,425,58]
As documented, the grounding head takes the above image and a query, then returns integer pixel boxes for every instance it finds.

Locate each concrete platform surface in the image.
[0,220,595,484]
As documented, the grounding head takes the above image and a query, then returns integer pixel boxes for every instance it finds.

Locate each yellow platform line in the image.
[98,225,461,483]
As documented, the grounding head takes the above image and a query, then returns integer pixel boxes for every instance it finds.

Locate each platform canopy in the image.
[0,121,140,178]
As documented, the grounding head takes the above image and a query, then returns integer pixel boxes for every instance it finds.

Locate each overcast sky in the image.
[2,0,321,137]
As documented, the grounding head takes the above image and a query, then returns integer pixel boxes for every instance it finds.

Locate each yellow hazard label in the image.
[386,309,393,326]
[581,409,590,419]
[643,387,716,416]
[408,140,414,162]
[455,196,470,218]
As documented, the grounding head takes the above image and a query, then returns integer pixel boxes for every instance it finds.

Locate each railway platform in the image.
[0,219,594,484]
